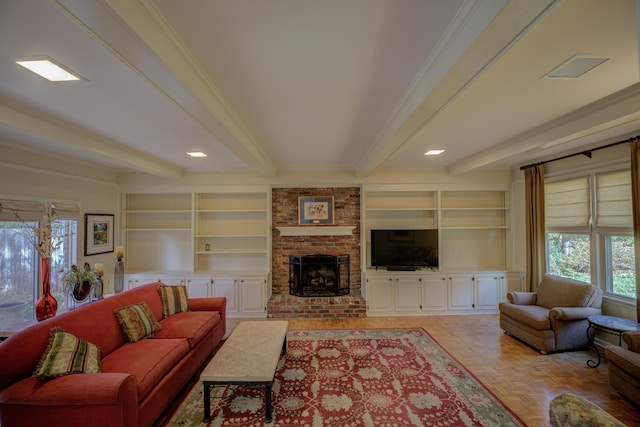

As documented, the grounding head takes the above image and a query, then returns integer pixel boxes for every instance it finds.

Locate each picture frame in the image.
[84,214,114,256]
[298,196,334,225]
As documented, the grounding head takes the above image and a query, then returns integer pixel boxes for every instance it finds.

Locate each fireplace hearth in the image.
[289,254,350,297]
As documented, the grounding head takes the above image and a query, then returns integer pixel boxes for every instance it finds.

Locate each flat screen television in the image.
[370,229,438,270]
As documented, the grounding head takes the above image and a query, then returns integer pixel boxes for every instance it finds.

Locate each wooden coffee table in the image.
[200,321,288,423]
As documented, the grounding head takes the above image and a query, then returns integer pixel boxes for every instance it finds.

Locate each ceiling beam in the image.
[0,99,183,178]
[448,83,640,175]
[355,0,560,177]
[92,0,277,177]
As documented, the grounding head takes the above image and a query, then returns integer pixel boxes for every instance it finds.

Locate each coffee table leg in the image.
[203,382,212,422]
[265,383,273,423]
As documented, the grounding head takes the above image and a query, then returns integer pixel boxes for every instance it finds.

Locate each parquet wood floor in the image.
[230,315,639,426]
[158,314,640,426]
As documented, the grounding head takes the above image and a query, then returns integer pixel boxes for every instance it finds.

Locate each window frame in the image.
[544,168,635,302]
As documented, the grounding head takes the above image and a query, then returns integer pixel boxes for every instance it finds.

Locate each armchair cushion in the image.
[536,275,601,309]
[498,303,550,329]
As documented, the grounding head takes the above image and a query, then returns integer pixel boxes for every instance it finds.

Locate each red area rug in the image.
[167,328,526,426]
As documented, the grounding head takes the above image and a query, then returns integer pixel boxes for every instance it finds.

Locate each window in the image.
[545,170,635,299]
[0,201,78,324]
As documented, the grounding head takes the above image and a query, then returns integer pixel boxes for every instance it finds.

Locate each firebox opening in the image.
[289,254,350,297]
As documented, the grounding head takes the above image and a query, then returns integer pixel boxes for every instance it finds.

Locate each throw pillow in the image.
[33,327,101,379]
[114,302,162,342]
[158,285,190,318]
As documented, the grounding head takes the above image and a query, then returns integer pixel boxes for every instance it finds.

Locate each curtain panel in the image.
[630,139,640,321]
[524,165,546,291]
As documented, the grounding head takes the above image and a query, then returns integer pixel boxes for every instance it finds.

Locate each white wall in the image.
[0,143,120,292]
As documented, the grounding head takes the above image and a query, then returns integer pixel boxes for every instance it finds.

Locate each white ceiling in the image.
[0,0,638,179]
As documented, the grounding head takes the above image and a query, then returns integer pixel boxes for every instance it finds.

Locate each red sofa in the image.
[0,282,226,427]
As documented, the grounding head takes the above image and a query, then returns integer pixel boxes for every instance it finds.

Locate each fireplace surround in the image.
[289,254,350,297]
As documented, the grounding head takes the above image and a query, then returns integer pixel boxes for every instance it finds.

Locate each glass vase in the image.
[35,257,58,321]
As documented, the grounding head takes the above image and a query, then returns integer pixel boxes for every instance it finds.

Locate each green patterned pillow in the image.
[33,328,101,379]
[114,302,162,342]
[158,285,190,318]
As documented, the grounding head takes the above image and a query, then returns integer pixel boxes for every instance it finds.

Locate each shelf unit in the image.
[121,193,193,273]
[195,192,268,273]
[439,190,509,269]
[362,186,510,271]
[120,189,270,276]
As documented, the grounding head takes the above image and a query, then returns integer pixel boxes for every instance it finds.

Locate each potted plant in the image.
[61,262,98,302]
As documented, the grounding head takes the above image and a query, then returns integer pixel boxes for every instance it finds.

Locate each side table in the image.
[586,314,640,368]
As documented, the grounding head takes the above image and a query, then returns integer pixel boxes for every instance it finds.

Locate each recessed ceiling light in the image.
[15,58,81,82]
[186,151,208,158]
[424,149,445,156]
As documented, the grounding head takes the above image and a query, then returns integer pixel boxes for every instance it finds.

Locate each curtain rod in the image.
[519,135,640,170]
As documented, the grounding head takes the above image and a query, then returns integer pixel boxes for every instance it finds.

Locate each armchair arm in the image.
[507,291,537,305]
[549,306,601,321]
[622,331,640,353]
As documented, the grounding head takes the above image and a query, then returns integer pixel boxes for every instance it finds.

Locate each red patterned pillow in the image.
[114,302,162,342]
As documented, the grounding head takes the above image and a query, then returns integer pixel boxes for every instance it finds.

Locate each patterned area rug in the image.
[167,328,526,426]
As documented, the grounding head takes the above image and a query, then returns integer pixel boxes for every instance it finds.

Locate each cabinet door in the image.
[395,276,421,312]
[212,276,238,314]
[474,274,499,310]
[366,276,395,313]
[421,276,447,311]
[239,277,266,316]
[187,275,213,298]
[448,275,473,310]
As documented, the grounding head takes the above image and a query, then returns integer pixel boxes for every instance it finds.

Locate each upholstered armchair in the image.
[499,274,602,354]
[605,331,640,406]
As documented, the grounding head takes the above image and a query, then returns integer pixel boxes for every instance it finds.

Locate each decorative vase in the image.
[114,259,124,294]
[35,257,57,321]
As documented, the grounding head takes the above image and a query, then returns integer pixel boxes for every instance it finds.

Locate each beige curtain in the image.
[524,164,546,291]
[631,139,640,321]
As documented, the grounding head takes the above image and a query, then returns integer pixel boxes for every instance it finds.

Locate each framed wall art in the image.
[84,214,114,256]
[298,196,334,225]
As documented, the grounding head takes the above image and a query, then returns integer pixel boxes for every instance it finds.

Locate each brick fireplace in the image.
[268,187,365,318]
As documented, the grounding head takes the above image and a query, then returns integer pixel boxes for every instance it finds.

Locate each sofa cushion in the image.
[114,302,162,343]
[536,275,596,309]
[33,328,101,379]
[154,311,222,348]
[498,302,551,330]
[100,338,189,401]
[158,285,190,318]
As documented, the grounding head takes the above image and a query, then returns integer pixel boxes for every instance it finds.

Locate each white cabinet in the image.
[421,276,447,311]
[473,274,500,311]
[447,275,473,311]
[447,274,499,312]
[365,270,509,316]
[239,276,267,315]
[211,275,267,317]
[186,275,213,298]
[365,276,395,313]
[394,276,422,312]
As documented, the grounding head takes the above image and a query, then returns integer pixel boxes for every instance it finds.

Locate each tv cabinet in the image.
[363,270,523,316]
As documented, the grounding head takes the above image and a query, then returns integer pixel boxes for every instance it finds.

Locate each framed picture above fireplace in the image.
[298,196,334,225]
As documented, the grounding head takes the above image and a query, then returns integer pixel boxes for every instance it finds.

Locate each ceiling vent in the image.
[544,55,609,79]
